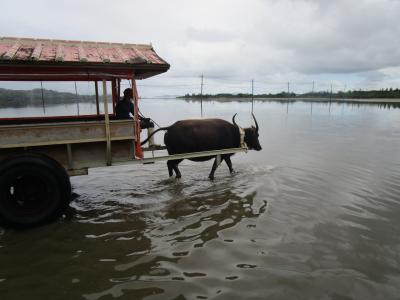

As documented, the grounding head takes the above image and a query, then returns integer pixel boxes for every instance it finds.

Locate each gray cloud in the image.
[186,27,235,43]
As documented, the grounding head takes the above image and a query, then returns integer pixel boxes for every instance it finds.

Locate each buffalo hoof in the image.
[208,175,215,181]
[175,174,181,179]
[71,192,80,200]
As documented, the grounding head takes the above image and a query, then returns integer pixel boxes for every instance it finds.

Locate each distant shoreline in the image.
[177,96,400,104]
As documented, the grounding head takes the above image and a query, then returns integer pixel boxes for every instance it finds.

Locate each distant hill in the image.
[0,88,97,108]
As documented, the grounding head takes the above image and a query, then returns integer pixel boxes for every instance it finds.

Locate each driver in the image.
[116,88,156,146]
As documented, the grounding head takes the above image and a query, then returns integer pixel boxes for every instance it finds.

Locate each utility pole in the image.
[200,74,204,117]
[330,83,333,102]
[312,81,315,94]
[251,79,254,113]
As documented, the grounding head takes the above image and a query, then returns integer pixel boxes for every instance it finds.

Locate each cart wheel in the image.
[0,153,71,228]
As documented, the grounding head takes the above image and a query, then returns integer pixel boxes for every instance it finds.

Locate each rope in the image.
[137,108,161,128]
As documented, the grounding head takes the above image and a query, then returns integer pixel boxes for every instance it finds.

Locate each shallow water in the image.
[1,100,400,299]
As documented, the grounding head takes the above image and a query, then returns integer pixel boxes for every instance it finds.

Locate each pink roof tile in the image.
[0,37,169,80]
[0,37,168,66]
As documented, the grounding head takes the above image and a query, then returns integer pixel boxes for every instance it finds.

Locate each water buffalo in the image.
[141,113,262,180]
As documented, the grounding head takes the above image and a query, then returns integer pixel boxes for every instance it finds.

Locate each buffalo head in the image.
[232,113,262,151]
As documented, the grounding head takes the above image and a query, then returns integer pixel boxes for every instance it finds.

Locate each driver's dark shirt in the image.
[115,99,134,119]
[115,98,153,129]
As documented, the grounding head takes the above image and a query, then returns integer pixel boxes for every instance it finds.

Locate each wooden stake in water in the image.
[287,82,290,114]
[200,74,204,117]
[311,81,314,115]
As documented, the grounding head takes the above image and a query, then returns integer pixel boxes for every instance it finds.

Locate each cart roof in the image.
[0,37,170,81]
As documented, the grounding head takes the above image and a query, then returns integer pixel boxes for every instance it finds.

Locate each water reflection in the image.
[77,166,268,300]
[182,98,400,110]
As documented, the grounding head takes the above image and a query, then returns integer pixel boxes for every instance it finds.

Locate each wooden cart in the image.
[0,37,245,228]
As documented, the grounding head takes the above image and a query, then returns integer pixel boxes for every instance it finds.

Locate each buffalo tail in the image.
[140,126,170,146]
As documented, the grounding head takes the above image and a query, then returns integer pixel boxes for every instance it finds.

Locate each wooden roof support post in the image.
[117,78,121,106]
[111,78,118,114]
[102,80,112,165]
[132,76,143,159]
[94,81,100,115]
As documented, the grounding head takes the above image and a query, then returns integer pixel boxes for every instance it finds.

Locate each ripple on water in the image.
[68,161,271,299]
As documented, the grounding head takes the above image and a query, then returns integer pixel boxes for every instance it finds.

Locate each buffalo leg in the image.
[167,161,174,177]
[224,156,234,174]
[209,156,222,180]
[168,159,182,178]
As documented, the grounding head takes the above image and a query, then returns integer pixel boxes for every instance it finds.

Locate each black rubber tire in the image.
[0,153,71,228]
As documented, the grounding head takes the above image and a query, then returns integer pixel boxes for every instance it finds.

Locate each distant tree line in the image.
[0,88,97,108]
[179,88,400,99]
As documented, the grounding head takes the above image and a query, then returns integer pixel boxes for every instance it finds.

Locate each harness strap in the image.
[239,126,247,148]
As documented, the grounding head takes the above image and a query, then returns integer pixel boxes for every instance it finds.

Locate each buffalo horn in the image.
[252,113,259,131]
[232,113,238,127]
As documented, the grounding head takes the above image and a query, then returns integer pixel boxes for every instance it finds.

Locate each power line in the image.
[136,84,199,87]
[121,75,357,95]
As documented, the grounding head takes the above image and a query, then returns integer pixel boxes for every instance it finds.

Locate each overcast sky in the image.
[1,0,400,96]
